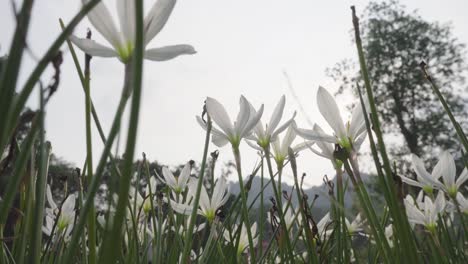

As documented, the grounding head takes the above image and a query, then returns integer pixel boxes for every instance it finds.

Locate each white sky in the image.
[1,0,468,187]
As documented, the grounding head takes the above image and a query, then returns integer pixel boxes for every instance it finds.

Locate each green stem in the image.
[83,36,97,264]
[232,147,256,262]
[343,158,391,263]
[420,62,468,156]
[30,89,52,264]
[181,115,212,263]
[263,147,294,261]
[100,0,144,260]
[61,62,133,264]
[351,6,420,262]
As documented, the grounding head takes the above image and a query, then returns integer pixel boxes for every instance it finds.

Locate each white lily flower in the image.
[296,86,368,151]
[246,95,296,148]
[71,0,196,63]
[248,121,313,166]
[160,162,191,194]
[404,192,446,232]
[170,175,229,223]
[197,96,264,148]
[345,213,366,234]
[433,151,468,198]
[42,185,76,241]
[223,222,258,255]
[316,212,332,240]
[129,176,158,220]
[400,154,444,195]
[403,151,468,198]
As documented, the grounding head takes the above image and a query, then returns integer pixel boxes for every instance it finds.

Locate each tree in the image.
[328,0,468,170]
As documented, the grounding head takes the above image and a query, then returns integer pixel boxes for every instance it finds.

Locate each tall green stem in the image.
[181,116,212,263]
[351,6,420,262]
[30,89,52,264]
[84,36,96,264]
[232,147,256,262]
[263,147,294,261]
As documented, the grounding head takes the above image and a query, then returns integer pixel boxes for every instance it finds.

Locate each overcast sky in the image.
[1,0,468,187]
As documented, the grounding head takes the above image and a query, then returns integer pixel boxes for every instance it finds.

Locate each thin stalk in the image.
[61,64,133,264]
[288,148,316,263]
[263,147,295,261]
[100,0,144,261]
[342,158,391,263]
[259,155,265,258]
[0,118,39,224]
[30,89,52,264]
[232,146,257,262]
[420,61,468,155]
[83,32,97,264]
[351,6,420,262]
[181,115,212,263]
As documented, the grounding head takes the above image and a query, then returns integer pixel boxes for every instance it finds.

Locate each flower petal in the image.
[316,86,346,140]
[241,103,264,138]
[295,126,336,144]
[144,0,177,44]
[178,162,192,189]
[440,151,456,188]
[280,122,297,155]
[196,116,229,147]
[70,35,118,57]
[117,0,135,44]
[411,154,436,187]
[46,185,57,210]
[162,167,178,190]
[234,96,252,136]
[271,111,296,141]
[349,97,369,140]
[266,95,285,136]
[82,0,122,49]
[144,45,196,61]
[205,97,234,138]
[246,140,263,152]
[456,168,468,188]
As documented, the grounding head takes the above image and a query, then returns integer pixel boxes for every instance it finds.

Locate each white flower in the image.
[42,185,76,240]
[403,151,468,198]
[129,176,158,219]
[71,0,195,63]
[400,154,444,195]
[197,96,264,148]
[247,95,296,148]
[316,212,332,240]
[160,162,191,194]
[345,213,366,234]
[404,192,446,232]
[248,121,313,165]
[434,151,468,198]
[224,222,258,255]
[169,175,229,223]
[296,86,368,151]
